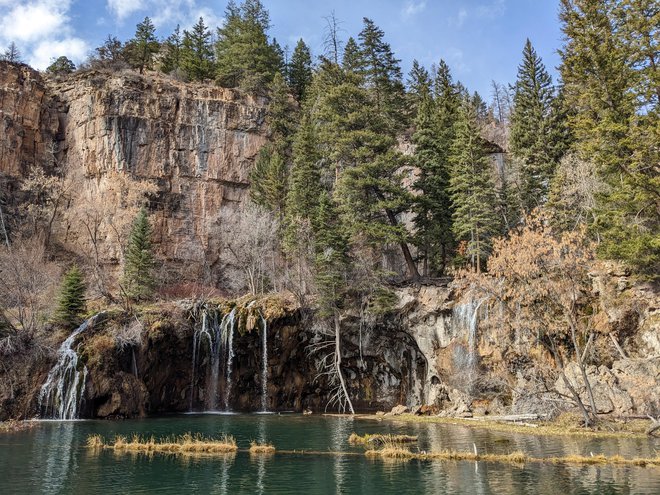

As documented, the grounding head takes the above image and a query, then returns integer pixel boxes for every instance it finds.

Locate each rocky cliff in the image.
[0,61,268,289]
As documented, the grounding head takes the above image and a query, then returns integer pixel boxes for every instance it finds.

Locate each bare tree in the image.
[466,213,600,426]
[0,237,60,334]
[1,42,22,63]
[221,203,279,295]
[323,11,344,64]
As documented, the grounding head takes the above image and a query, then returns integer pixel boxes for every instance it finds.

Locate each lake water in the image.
[1,414,659,494]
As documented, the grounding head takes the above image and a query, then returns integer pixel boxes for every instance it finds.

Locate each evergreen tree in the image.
[46,56,76,75]
[161,24,183,74]
[509,39,562,214]
[122,209,155,301]
[449,98,500,273]
[406,59,432,114]
[285,113,322,223]
[342,37,362,72]
[54,265,86,327]
[559,0,659,276]
[314,60,420,280]
[181,17,214,81]
[313,191,350,317]
[268,71,298,154]
[288,39,313,101]
[357,18,407,132]
[125,16,160,74]
[412,82,454,276]
[249,147,288,216]
[215,0,280,91]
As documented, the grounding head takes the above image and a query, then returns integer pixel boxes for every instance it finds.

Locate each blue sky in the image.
[0,0,563,98]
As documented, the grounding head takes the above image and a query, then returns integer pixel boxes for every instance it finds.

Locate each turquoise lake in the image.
[1,414,659,494]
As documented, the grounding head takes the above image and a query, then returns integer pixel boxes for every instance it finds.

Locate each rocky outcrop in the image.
[0,62,269,289]
[0,62,60,177]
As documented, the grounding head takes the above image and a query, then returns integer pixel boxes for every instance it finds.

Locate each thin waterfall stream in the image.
[260,315,268,412]
[38,313,105,419]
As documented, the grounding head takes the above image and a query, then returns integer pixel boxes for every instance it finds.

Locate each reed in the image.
[249,441,276,454]
[87,433,238,454]
[348,433,418,446]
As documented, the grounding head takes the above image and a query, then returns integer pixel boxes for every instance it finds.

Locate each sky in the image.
[0,0,564,99]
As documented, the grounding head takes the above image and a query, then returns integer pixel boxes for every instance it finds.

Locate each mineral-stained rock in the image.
[0,62,269,290]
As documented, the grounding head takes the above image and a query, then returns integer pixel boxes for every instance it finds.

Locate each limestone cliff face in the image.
[0,62,269,287]
[0,62,60,177]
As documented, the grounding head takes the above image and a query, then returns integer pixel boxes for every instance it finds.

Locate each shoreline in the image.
[352,413,657,440]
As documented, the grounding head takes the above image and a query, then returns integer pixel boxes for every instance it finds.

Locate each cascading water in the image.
[221,308,236,411]
[450,296,486,390]
[39,313,104,419]
[260,315,268,412]
[190,306,236,412]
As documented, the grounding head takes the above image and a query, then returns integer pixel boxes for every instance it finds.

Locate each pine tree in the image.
[407,59,432,114]
[125,16,160,74]
[559,0,659,277]
[249,146,288,216]
[46,56,76,75]
[412,82,454,276]
[342,37,362,73]
[411,60,460,274]
[215,0,280,91]
[161,25,183,74]
[313,191,350,317]
[122,209,155,301]
[449,98,500,273]
[54,265,86,327]
[357,18,407,132]
[510,39,562,214]
[181,17,214,81]
[288,39,313,101]
[314,61,420,280]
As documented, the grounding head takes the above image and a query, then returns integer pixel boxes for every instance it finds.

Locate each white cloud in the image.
[29,37,89,69]
[107,0,144,21]
[402,0,426,19]
[0,1,91,69]
[0,0,71,43]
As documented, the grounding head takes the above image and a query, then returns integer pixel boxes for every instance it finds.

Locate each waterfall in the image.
[221,308,236,411]
[451,296,486,389]
[190,307,236,411]
[260,315,268,412]
[39,313,104,419]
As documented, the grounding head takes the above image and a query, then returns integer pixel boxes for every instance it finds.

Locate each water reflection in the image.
[37,422,76,494]
[2,415,658,494]
[330,416,353,495]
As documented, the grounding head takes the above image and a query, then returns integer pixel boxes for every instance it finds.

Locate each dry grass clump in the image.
[88,433,238,454]
[249,441,276,454]
[86,434,104,449]
[365,442,416,459]
[348,433,418,446]
[365,445,659,468]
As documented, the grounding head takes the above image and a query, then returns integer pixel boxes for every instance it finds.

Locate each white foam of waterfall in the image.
[38,313,104,419]
[451,296,486,389]
[260,315,268,412]
[221,307,236,411]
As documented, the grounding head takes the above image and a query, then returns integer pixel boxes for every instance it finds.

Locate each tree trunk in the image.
[383,207,420,281]
[547,339,593,426]
[334,310,355,414]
